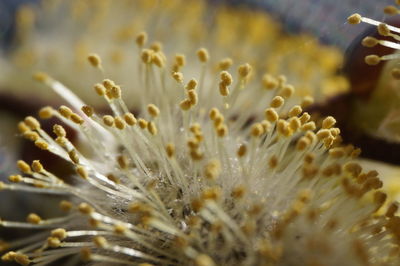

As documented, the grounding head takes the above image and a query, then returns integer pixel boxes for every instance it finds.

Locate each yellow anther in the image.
[47,237,61,248]
[219,83,229,96]
[347,13,362,24]
[197,48,209,63]
[147,104,160,117]
[251,123,264,137]
[296,136,310,151]
[51,228,67,240]
[322,116,336,129]
[264,108,279,122]
[277,120,291,137]
[135,32,147,47]
[202,187,221,201]
[35,139,49,150]
[33,71,50,83]
[209,108,220,120]
[279,85,295,99]
[218,57,233,70]
[102,79,115,90]
[31,160,43,172]
[301,96,314,108]
[190,149,204,161]
[102,115,114,127]
[81,105,94,117]
[288,117,301,131]
[27,213,41,224]
[93,236,108,248]
[107,174,120,184]
[18,122,30,134]
[78,202,93,214]
[179,99,192,111]
[216,124,228,137]
[114,224,127,234]
[384,5,399,15]
[59,200,73,212]
[288,105,302,117]
[110,86,122,99]
[231,185,246,199]
[365,55,380,65]
[316,129,331,140]
[262,74,278,90]
[23,131,39,141]
[172,72,184,83]
[237,144,247,157]
[378,23,390,36]
[220,71,233,86]
[305,131,317,143]
[185,79,198,90]
[94,83,106,96]
[261,120,271,133]
[70,113,84,125]
[204,159,221,180]
[68,150,80,164]
[87,53,102,68]
[8,175,23,183]
[165,143,175,158]
[38,106,53,119]
[141,49,153,63]
[14,253,31,266]
[188,90,198,105]
[80,248,92,261]
[299,112,311,124]
[147,121,157,135]
[238,63,252,79]
[17,160,31,174]
[114,117,126,130]
[270,96,284,108]
[269,155,278,168]
[151,52,164,67]
[76,166,88,179]
[150,41,162,52]
[117,155,129,169]
[138,118,148,129]
[58,105,73,118]
[301,121,316,131]
[195,254,215,266]
[123,113,137,126]
[213,114,224,127]
[361,36,378,47]
[175,54,186,67]
[24,116,40,130]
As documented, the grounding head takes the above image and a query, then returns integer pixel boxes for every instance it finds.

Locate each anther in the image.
[237,144,247,158]
[147,104,160,117]
[197,48,209,63]
[31,160,43,172]
[124,113,137,126]
[365,55,380,65]
[270,96,284,108]
[102,115,114,127]
[218,58,233,70]
[135,32,147,47]
[87,53,102,68]
[24,116,40,130]
[58,106,73,118]
[27,213,41,224]
[81,105,94,117]
[347,13,362,24]
[38,106,53,119]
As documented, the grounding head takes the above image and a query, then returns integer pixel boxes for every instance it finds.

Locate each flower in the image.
[1,1,399,266]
